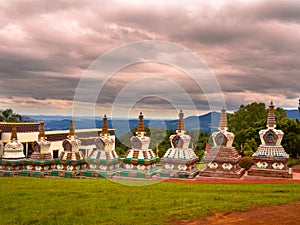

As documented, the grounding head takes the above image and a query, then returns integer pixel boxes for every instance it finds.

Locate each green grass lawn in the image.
[0,178,299,225]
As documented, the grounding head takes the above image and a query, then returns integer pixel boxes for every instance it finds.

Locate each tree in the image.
[277,118,300,158]
[0,109,22,122]
[228,102,299,158]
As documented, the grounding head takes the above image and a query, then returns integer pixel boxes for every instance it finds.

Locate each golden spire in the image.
[38,121,46,139]
[219,107,228,129]
[101,114,109,135]
[10,125,17,140]
[69,119,75,136]
[267,101,276,128]
[137,112,145,135]
[177,110,184,132]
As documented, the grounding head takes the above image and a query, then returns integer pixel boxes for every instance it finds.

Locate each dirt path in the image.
[174,201,300,225]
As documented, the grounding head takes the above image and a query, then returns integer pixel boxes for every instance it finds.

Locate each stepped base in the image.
[50,159,88,171]
[0,159,23,170]
[86,158,120,171]
[158,168,199,179]
[116,168,159,179]
[22,159,52,171]
[49,170,79,178]
[30,152,52,160]
[80,170,117,178]
[20,170,48,178]
[198,168,245,179]
[247,168,292,179]
[0,170,18,177]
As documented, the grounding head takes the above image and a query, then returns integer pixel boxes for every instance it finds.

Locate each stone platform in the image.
[198,167,245,179]
[116,168,159,179]
[158,168,199,179]
[80,170,117,178]
[247,168,292,179]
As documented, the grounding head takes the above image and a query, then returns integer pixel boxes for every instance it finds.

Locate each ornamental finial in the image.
[177,110,184,132]
[69,119,75,136]
[38,121,46,139]
[137,112,145,136]
[219,106,228,130]
[267,101,276,128]
[10,125,18,140]
[101,114,109,136]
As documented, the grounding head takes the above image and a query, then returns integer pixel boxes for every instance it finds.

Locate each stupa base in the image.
[49,170,79,178]
[30,152,52,160]
[247,168,292,179]
[198,168,245,179]
[116,168,159,179]
[158,168,199,179]
[0,170,18,177]
[86,159,120,171]
[50,159,88,171]
[22,159,52,171]
[20,170,49,178]
[0,159,24,171]
[80,170,117,178]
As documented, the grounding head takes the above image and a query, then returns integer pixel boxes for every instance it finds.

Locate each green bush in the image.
[244,150,254,156]
[287,158,300,167]
[239,156,254,170]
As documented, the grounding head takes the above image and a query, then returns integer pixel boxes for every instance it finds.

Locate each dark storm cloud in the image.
[0,0,299,115]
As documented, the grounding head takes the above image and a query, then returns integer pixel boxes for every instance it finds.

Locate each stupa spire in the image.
[219,106,228,130]
[38,121,46,139]
[177,110,184,133]
[10,125,18,140]
[101,114,109,136]
[137,112,145,136]
[267,101,276,129]
[69,119,75,136]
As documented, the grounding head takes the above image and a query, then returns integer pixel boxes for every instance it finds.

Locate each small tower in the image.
[30,121,52,160]
[248,102,292,178]
[159,110,199,178]
[59,119,84,161]
[86,115,119,178]
[2,126,25,160]
[118,112,158,178]
[199,107,245,178]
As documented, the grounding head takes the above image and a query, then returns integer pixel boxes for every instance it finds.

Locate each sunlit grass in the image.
[0,177,299,225]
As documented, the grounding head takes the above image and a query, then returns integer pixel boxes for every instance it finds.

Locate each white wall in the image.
[1,132,39,143]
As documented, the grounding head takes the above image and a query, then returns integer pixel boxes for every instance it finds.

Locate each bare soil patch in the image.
[174,201,300,225]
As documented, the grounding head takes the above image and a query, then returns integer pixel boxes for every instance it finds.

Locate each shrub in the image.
[244,150,254,156]
[287,158,300,168]
[239,156,254,170]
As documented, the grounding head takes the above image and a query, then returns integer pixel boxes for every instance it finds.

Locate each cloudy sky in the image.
[0,0,299,118]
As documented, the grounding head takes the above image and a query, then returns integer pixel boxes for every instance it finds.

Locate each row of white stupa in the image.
[0,102,292,179]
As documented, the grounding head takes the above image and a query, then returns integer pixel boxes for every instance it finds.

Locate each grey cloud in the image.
[0,0,299,115]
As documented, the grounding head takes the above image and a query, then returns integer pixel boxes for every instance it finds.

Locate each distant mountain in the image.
[286,110,299,119]
[24,109,298,135]
[25,112,220,135]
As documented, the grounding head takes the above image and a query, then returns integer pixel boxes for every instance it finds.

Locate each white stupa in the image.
[2,126,25,160]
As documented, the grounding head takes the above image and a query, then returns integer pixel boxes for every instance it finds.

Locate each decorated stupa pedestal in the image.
[50,120,87,178]
[83,115,120,178]
[0,126,25,176]
[248,102,292,178]
[158,110,199,179]
[117,112,158,179]
[198,107,245,178]
[20,121,53,177]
